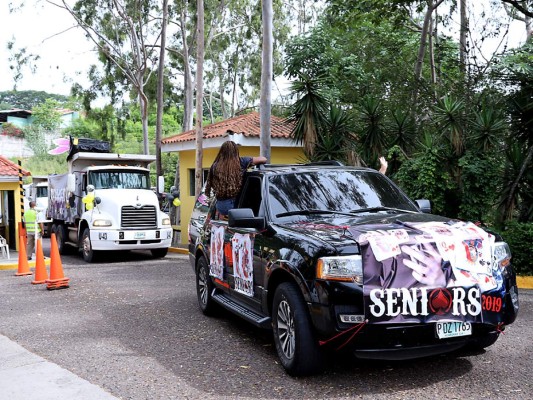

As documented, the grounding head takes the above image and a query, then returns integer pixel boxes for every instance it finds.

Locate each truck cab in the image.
[48,149,172,262]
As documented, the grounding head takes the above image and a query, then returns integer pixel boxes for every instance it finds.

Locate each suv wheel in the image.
[272,282,323,376]
[196,256,217,315]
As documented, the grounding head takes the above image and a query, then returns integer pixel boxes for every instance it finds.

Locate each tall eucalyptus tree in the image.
[49,0,164,155]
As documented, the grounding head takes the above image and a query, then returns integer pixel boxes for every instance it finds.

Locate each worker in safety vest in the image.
[82,185,96,211]
[24,201,44,260]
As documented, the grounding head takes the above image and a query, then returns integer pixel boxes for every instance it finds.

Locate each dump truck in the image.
[48,139,172,262]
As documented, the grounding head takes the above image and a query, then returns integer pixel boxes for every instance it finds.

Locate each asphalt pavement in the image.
[0,239,529,400]
[0,239,188,400]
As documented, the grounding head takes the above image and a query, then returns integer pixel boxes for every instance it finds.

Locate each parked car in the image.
[187,161,519,376]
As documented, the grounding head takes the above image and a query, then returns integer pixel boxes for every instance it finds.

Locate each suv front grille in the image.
[121,205,157,229]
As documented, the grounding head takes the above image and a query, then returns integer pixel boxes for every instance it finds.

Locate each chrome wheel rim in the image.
[277,299,295,359]
[198,265,208,305]
[82,235,91,257]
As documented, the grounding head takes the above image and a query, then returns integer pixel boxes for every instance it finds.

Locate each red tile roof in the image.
[161,111,294,144]
[0,155,30,177]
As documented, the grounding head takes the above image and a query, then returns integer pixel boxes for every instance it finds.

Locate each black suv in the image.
[188,162,519,376]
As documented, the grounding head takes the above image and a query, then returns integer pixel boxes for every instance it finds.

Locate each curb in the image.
[168,247,188,255]
[0,258,51,271]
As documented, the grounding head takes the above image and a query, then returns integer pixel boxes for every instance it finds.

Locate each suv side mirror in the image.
[228,208,266,230]
[415,199,431,213]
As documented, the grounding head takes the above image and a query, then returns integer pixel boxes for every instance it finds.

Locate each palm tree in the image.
[288,73,328,158]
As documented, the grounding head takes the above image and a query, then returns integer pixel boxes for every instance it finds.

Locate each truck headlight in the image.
[93,219,112,227]
[317,255,363,284]
[162,217,170,225]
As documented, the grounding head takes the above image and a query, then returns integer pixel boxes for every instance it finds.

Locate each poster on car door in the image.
[231,233,254,297]
[349,221,505,325]
[209,225,225,280]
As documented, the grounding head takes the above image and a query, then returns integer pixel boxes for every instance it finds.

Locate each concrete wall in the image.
[0,136,34,158]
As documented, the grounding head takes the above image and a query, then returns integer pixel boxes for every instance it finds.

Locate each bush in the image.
[500,222,533,276]
[1,122,25,138]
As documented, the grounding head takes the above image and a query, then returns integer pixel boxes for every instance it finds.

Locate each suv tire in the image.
[272,282,323,376]
[196,256,217,315]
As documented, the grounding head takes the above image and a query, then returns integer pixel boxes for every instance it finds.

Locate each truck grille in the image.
[121,205,157,229]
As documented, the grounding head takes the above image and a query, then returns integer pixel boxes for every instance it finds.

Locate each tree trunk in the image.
[139,90,150,155]
[504,145,533,222]
[180,5,194,132]
[260,0,273,162]
[459,0,468,75]
[155,0,168,191]
[217,58,227,119]
[195,0,205,197]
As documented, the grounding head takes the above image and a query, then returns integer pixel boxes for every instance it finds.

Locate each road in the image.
[0,241,532,400]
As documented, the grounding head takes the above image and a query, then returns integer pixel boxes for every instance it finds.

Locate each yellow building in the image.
[161,111,305,245]
[0,155,30,250]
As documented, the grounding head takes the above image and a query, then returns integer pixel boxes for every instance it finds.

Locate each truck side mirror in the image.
[157,176,165,194]
[67,174,76,193]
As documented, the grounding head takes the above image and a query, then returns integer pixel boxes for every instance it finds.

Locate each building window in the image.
[189,168,209,196]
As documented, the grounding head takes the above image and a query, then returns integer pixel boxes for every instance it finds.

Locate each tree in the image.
[155,0,169,191]
[260,0,273,162]
[195,0,205,197]
[49,0,164,155]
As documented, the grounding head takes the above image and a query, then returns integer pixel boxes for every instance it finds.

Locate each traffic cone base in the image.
[32,238,48,285]
[15,235,32,276]
[45,277,70,290]
[47,233,69,290]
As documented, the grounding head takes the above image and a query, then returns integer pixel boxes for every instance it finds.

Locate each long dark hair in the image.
[211,141,243,198]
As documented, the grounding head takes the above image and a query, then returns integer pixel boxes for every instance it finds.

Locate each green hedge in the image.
[500,222,533,276]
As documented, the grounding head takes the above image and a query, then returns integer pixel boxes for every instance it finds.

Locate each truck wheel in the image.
[151,248,168,258]
[196,256,217,315]
[272,282,323,376]
[81,228,98,263]
[54,224,68,255]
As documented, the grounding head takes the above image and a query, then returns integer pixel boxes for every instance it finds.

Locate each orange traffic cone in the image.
[45,233,69,290]
[32,238,48,285]
[15,234,32,276]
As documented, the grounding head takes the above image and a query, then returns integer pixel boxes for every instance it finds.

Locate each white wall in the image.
[0,136,34,158]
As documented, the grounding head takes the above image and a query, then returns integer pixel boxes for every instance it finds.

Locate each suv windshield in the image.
[267,169,418,219]
[89,169,151,190]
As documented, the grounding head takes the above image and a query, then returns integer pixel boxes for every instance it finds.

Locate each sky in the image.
[0,1,97,97]
[0,1,530,107]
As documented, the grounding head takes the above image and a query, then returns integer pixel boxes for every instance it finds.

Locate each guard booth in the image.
[0,155,30,251]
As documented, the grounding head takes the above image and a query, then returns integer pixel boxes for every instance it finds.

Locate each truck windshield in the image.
[89,170,151,190]
[36,187,48,197]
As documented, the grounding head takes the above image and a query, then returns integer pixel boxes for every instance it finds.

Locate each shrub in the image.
[500,222,533,276]
[1,122,25,138]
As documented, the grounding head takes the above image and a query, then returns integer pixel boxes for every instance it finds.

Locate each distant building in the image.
[0,108,79,158]
[0,155,31,250]
[0,108,79,129]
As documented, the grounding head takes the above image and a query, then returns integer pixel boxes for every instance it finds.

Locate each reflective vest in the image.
[24,208,38,234]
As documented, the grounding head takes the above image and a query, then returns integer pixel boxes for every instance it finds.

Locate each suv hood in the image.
[279,212,450,252]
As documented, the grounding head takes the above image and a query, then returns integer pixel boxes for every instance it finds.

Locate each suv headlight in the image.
[317,255,363,284]
[493,241,511,268]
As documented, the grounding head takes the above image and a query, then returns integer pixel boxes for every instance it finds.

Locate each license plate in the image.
[436,321,472,339]
[134,232,146,239]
